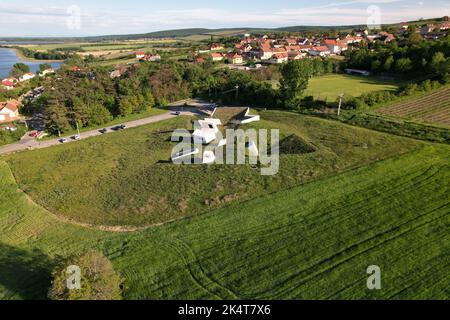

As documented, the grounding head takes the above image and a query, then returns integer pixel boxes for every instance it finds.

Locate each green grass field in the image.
[0,143,448,299]
[267,74,401,102]
[4,112,420,227]
[305,74,401,102]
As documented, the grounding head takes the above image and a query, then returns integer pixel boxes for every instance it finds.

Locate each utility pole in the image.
[76,120,80,136]
[338,93,344,117]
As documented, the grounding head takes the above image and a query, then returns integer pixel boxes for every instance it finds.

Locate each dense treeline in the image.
[15,47,67,60]
[344,36,450,78]
[38,56,340,133]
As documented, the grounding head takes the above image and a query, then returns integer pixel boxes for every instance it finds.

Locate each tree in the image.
[45,104,71,134]
[395,58,413,73]
[383,56,394,72]
[408,32,423,44]
[118,96,133,116]
[88,103,113,125]
[279,60,312,109]
[430,52,449,77]
[10,63,30,78]
[49,251,122,300]
[39,63,52,72]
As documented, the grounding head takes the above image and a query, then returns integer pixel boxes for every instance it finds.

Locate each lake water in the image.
[0,48,63,79]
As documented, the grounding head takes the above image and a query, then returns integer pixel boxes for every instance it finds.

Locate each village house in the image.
[0,100,20,123]
[68,66,82,72]
[142,54,162,62]
[210,43,224,51]
[324,39,343,54]
[377,32,396,43]
[135,51,145,59]
[258,41,274,60]
[354,29,369,37]
[19,72,35,82]
[288,51,306,60]
[1,79,16,90]
[440,22,450,31]
[344,35,363,44]
[211,53,224,62]
[284,45,301,52]
[226,53,244,64]
[235,43,252,54]
[308,46,331,57]
[421,24,437,35]
[195,57,205,64]
[110,65,129,79]
[269,52,289,64]
[40,68,55,77]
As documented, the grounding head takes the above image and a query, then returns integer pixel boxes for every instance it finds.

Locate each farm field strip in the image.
[378,87,450,127]
[381,99,450,116]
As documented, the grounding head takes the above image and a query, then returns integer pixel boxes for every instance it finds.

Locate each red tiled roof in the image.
[311,46,330,52]
[0,100,20,112]
[1,80,16,87]
[273,52,288,59]
[324,39,338,45]
[284,45,301,51]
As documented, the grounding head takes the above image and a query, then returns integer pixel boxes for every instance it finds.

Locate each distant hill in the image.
[0,17,446,43]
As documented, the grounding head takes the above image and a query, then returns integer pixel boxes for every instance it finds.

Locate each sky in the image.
[0,0,449,37]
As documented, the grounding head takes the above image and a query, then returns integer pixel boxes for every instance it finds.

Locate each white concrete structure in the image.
[193,118,222,144]
[246,141,259,157]
[19,72,36,82]
[230,108,261,125]
[172,148,200,162]
[202,151,216,164]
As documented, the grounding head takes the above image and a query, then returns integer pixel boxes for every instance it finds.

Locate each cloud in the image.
[0,1,448,37]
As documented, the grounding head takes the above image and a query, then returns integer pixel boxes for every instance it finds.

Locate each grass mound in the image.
[3,112,420,227]
[279,134,316,154]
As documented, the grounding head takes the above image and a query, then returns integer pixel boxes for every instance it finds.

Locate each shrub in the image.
[49,251,123,300]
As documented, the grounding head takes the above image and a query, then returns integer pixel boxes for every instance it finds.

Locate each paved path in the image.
[0,98,214,156]
[0,111,184,155]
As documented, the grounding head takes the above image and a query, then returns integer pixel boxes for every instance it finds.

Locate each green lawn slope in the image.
[0,144,448,299]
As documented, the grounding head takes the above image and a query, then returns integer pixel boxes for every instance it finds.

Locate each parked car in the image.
[29,131,39,138]
[59,138,68,144]
[99,128,108,134]
[72,135,81,141]
[112,125,126,131]
[174,111,181,116]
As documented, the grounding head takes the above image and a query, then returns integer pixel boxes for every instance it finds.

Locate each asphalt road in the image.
[0,111,183,155]
[0,98,215,156]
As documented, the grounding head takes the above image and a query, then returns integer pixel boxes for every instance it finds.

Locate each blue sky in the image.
[0,0,449,37]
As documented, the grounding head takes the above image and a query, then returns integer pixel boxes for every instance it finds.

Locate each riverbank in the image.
[11,47,64,63]
[0,47,64,79]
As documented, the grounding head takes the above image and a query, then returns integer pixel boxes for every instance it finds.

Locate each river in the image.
[0,48,63,79]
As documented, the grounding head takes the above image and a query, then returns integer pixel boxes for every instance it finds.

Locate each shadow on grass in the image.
[0,243,53,300]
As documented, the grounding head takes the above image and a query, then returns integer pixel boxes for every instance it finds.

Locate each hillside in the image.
[5,112,420,227]
[0,143,448,299]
